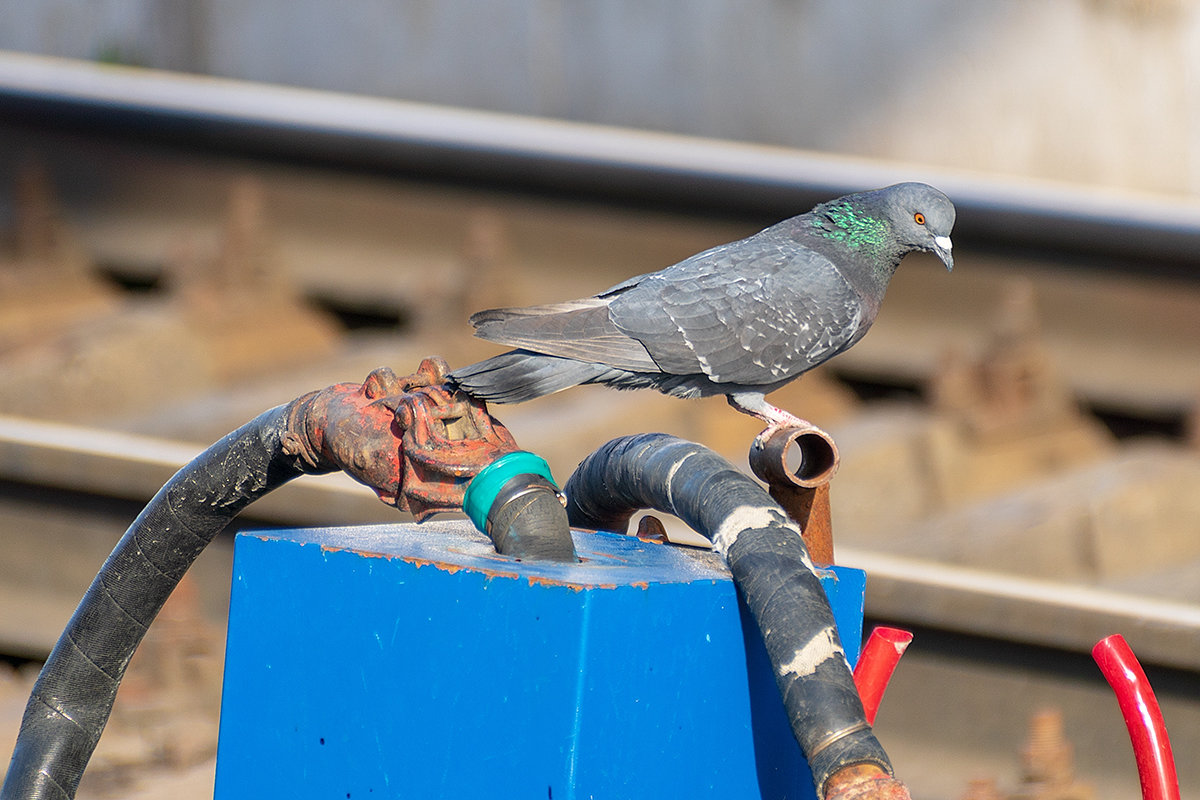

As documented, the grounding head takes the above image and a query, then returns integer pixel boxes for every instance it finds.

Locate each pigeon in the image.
[449,182,954,427]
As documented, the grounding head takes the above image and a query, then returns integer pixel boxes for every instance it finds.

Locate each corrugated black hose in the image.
[1,404,331,800]
[563,432,892,797]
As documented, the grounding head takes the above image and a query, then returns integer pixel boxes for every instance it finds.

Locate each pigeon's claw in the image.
[726,392,806,428]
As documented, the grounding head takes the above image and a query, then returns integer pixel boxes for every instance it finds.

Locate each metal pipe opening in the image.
[750,423,840,489]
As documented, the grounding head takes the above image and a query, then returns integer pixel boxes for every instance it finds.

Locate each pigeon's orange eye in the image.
[914,212,926,225]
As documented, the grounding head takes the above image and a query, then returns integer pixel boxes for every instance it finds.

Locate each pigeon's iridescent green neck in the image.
[811,201,890,254]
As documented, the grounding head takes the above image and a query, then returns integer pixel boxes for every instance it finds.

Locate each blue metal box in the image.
[215,521,864,799]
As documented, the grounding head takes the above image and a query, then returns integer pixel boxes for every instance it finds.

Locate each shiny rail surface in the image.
[2,414,1197,673]
[2,50,1200,275]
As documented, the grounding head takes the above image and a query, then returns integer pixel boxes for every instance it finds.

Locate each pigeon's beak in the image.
[932,235,954,272]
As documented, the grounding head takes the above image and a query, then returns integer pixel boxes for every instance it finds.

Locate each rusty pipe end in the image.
[824,765,911,800]
[749,422,840,489]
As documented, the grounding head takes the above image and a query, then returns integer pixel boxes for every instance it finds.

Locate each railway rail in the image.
[3,50,1200,273]
[1,413,1197,798]
[2,413,1198,668]
[2,50,1198,421]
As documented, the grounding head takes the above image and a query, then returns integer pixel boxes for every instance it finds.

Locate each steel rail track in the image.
[2,50,1200,276]
[2,414,1197,673]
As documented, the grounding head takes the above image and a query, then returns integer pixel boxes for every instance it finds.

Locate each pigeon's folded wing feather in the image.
[611,248,867,385]
[469,298,662,372]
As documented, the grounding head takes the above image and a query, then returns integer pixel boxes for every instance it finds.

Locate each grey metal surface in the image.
[0,414,397,658]
[2,51,1200,274]
[0,414,399,527]
[842,546,1200,673]
[1,1,1197,202]
[3,413,1198,673]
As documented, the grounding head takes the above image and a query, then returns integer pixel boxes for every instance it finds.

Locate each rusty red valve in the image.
[282,356,520,520]
[1093,634,1180,800]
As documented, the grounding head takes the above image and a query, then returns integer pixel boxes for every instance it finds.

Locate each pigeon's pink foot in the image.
[727,391,807,429]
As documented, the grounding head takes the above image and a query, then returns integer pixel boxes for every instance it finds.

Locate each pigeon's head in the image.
[882,182,956,271]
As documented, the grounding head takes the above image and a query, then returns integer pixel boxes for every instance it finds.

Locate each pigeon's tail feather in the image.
[468,299,608,329]
[449,350,616,404]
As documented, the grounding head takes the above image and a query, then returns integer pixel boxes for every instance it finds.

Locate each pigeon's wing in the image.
[609,241,868,386]
[468,298,662,372]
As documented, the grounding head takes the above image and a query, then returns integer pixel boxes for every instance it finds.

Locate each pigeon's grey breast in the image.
[607,236,869,386]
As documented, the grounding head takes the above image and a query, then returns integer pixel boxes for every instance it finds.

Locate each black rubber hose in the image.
[563,433,892,796]
[1,404,330,800]
[485,475,577,561]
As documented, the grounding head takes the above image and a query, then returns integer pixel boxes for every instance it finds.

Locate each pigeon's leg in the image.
[726,391,807,428]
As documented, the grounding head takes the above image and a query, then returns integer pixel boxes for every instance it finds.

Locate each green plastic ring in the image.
[462,450,556,532]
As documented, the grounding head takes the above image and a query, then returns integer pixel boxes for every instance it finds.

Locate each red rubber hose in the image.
[853,626,913,726]
[1092,634,1179,800]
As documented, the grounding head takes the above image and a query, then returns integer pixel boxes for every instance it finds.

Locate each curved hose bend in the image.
[1,404,330,800]
[1093,635,1180,800]
[564,433,891,796]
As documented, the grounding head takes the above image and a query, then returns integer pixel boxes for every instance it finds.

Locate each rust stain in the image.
[399,556,470,575]
[525,575,619,592]
[319,543,396,560]
[635,514,669,544]
[314,543,477,576]
[313,538,655,592]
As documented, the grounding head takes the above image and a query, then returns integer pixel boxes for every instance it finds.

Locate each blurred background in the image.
[0,1,1198,798]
